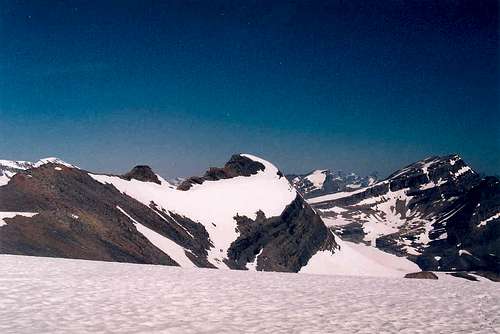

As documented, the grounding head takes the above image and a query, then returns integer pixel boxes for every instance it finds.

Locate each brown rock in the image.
[404,271,438,279]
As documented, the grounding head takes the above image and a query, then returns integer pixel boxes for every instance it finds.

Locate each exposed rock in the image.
[448,272,478,281]
[225,195,337,272]
[122,165,161,184]
[404,271,438,279]
[178,154,265,190]
[0,163,213,266]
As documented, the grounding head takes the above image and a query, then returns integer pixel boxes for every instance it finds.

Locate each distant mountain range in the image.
[286,169,378,199]
[0,154,498,279]
[307,154,500,278]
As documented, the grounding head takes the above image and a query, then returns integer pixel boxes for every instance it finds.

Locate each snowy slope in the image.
[1,255,498,334]
[300,233,420,277]
[89,154,297,268]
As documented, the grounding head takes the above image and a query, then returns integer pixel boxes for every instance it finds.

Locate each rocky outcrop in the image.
[225,195,337,272]
[404,271,438,279]
[178,154,265,190]
[122,165,161,184]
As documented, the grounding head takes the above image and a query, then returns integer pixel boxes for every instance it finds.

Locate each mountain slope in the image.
[308,154,500,275]
[0,154,338,273]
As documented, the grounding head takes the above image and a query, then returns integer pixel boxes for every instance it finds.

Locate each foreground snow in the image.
[1,255,498,334]
[300,235,420,277]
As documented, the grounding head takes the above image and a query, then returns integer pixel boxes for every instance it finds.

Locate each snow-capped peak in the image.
[33,157,75,168]
[240,153,280,177]
[0,160,34,170]
[0,157,76,187]
[89,153,297,268]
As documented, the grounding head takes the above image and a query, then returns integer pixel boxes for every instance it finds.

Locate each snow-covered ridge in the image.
[89,154,297,269]
[0,157,75,187]
[0,157,74,170]
[33,157,75,168]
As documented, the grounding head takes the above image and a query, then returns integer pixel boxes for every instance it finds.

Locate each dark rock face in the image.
[178,154,265,190]
[0,163,213,267]
[308,154,500,275]
[448,272,478,281]
[122,165,161,184]
[225,195,337,272]
[404,271,438,279]
[287,170,378,199]
[417,177,500,273]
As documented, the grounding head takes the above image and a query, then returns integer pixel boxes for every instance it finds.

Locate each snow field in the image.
[0,255,498,334]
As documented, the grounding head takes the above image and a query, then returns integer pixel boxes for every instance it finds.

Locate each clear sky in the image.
[1,1,498,178]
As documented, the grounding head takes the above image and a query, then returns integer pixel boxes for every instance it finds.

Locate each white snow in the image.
[321,216,353,227]
[478,212,500,227]
[89,154,296,268]
[454,166,473,178]
[307,186,369,204]
[419,178,447,190]
[449,155,460,166]
[0,159,32,169]
[459,249,472,257]
[246,248,263,271]
[0,171,15,187]
[33,157,74,168]
[0,212,38,227]
[0,174,8,187]
[305,169,327,189]
[54,167,62,171]
[116,206,195,268]
[2,254,497,334]
[321,206,347,214]
[367,176,377,186]
[300,234,420,277]
[420,160,434,176]
[354,189,413,244]
[70,214,79,219]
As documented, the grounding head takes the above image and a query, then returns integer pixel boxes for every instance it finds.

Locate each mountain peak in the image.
[177,154,267,190]
[287,169,378,199]
[33,157,75,168]
[387,154,475,182]
[122,165,161,184]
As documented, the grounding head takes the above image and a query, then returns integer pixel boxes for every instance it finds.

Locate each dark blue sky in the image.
[1,1,498,178]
